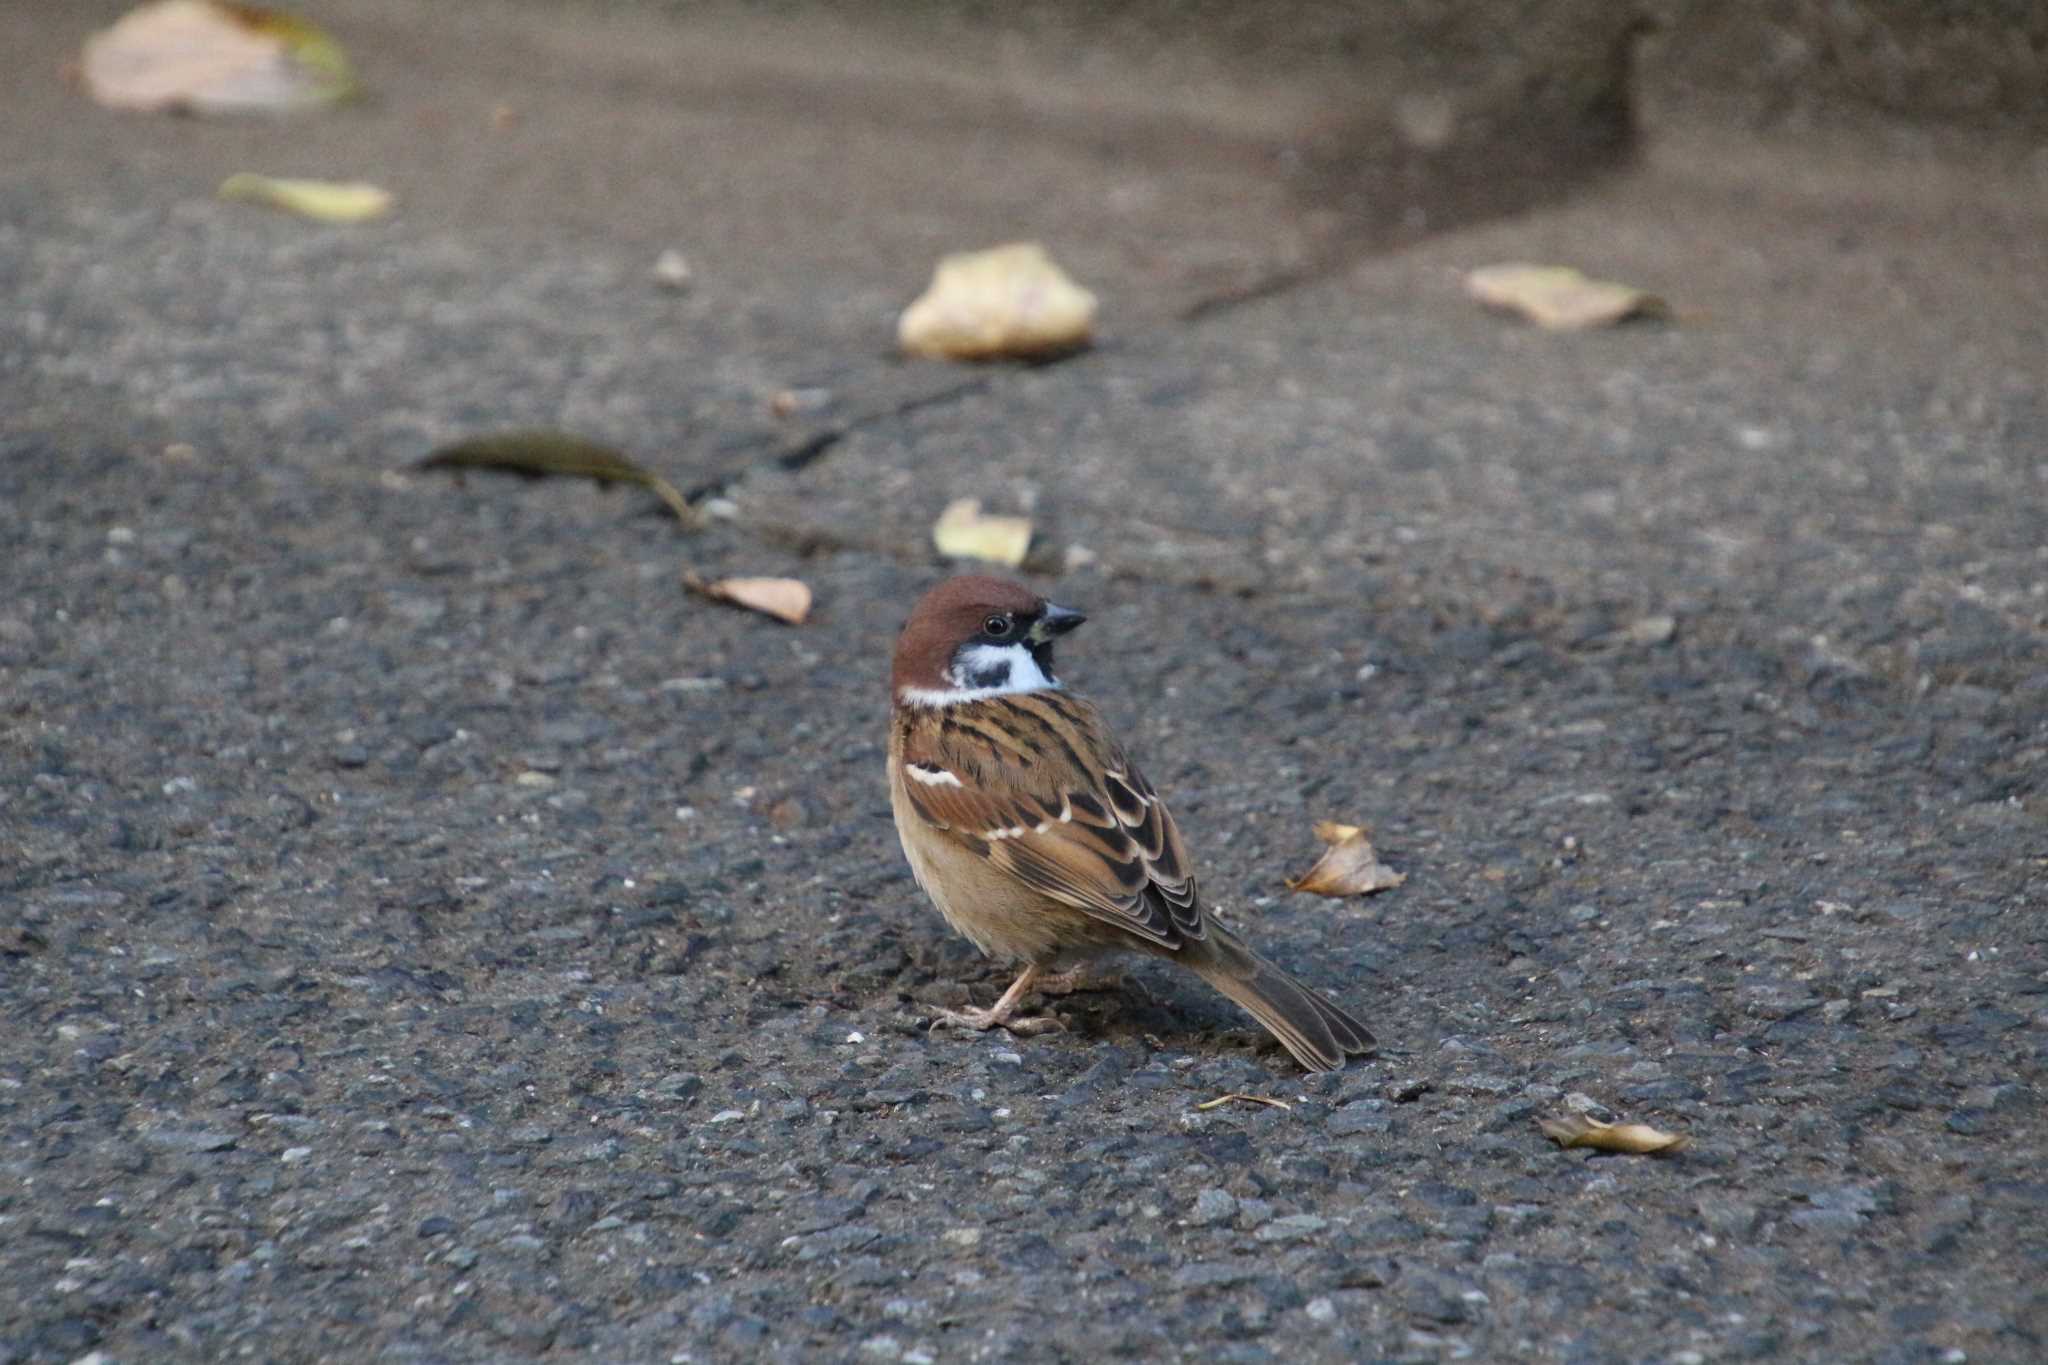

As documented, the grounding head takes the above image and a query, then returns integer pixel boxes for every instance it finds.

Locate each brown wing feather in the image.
[898,692,1206,950]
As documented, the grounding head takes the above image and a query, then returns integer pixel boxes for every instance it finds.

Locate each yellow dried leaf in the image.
[1285,821,1406,897]
[684,574,811,625]
[1538,1114,1689,1154]
[899,242,1097,360]
[82,1,357,115]
[1465,263,1667,331]
[932,498,1032,567]
[219,173,391,223]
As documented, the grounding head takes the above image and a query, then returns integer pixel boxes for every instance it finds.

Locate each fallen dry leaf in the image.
[1538,1114,1689,1154]
[1194,1093,1292,1113]
[1286,821,1406,897]
[683,574,811,625]
[82,0,357,115]
[218,173,391,223]
[932,498,1032,567]
[416,430,703,530]
[899,242,1097,360]
[1465,263,1667,331]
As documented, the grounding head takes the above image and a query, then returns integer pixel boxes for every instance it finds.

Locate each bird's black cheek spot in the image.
[964,659,1011,689]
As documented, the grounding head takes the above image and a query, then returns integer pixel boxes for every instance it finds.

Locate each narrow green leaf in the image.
[417,430,703,529]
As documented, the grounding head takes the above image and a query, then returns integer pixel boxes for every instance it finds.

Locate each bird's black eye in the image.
[982,615,1013,638]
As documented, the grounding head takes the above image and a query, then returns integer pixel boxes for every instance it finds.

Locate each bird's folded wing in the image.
[900,702,1204,949]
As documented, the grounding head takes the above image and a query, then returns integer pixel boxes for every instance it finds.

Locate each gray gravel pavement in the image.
[4,3,2047,1363]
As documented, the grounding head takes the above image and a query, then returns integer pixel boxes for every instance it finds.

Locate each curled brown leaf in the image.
[683,573,811,625]
[1285,821,1406,897]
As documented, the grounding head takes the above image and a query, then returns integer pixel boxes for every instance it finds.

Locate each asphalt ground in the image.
[4,3,2046,1362]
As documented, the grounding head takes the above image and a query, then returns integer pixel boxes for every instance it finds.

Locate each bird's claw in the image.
[931,1006,1066,1036]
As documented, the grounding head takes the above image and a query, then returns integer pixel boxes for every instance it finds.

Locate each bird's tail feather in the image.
[1190,933,1375,1073]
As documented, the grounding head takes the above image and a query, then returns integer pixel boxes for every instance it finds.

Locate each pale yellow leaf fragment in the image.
[899,242,1097,360]
[82,0,357,115]
[1286,821,1406,897]
[932,498,1032,567]
[683,573,811,625]
[219,174,392,222]
[1538,1114,1689,1154]
[1465,263,1667,331]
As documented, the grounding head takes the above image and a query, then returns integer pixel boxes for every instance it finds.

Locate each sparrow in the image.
[886,574,1375,1072]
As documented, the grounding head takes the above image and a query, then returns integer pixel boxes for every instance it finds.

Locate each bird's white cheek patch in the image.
[947,642,1055,694]
[906,763,963,788]
[896,641,1062,707]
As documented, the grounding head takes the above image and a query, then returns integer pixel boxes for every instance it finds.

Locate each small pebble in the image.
[652,249,692,289]
[1627,615,1677,646]
[1564,1092,1617,1122]
[1256,1213,1328,1243]
[1189,1188,1237,1226]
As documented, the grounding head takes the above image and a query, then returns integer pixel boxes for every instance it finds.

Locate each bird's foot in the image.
[931,965,1066,1037]
[931,1004,1066,1036]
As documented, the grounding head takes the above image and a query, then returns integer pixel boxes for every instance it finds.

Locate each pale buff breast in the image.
[889,765,1116,966]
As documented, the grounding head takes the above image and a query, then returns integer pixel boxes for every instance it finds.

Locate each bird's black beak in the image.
[1033,602,1086,640]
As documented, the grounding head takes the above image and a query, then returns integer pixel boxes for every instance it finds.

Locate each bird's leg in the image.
[1033,963,1128,996]
[932,965,1066,1037]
